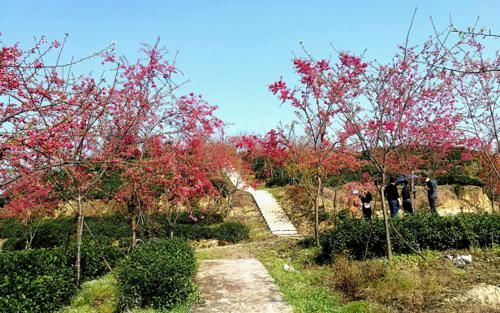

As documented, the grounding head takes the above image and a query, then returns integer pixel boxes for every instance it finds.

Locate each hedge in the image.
[63,239,125,283]
[171,221,249,243]
[319,213,500,262]
[0,248,76,313]
[1,215,247,251]
[436,174,483,187]
[117,239,196,311]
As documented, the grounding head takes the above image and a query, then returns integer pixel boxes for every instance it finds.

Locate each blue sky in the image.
[1,1,499,135]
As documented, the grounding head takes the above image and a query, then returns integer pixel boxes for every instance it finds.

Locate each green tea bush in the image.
[64,239,125,283]
[175,209,224,225]
[436,174,483,186]
[0,218,24,238]
[0,215,130,250]
[85,215,130,241]
[30,217,74,248]
[0,248,76,313]
[319,213,500,262]
[1,217,73,251]
[171,222,249,243]
[117,239,196,311]
[1,214,247,251]
[173,224,215,240]
[213,222,250,243]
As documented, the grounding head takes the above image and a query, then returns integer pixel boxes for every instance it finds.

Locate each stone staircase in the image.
[226,171,298,237]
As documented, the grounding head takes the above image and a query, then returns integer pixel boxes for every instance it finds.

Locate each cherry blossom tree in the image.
[0,35,225,285]
[269,54,366,245]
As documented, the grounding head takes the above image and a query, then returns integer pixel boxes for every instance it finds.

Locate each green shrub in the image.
[213,222,250,243]
[436,174,483,186]
[117,239,196,311]
[0,248,76,313]
[175,209,224,225]
[2,237,26,251]
[0,217,73,251]
[64,239,125,283]
[0,215,130,250]
[1,215,247,252]
[30,217,74,248]
[171,221,249,243]
[319,213,500,262]
[84,215,130,241]
[0,218,24,238]
[172,224,215,240]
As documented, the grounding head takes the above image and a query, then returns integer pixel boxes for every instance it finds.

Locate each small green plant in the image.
[213,221,250,243]
[117,239,197,311]
[319,213,500,262]
[0,248,76,313]
[64,239,125,283]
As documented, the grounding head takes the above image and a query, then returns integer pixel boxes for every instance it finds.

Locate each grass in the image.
[327,247,500,313]
[60,273,196,313]
[251,238,500,313]
[60,274,117,313]
[255,239,371,313]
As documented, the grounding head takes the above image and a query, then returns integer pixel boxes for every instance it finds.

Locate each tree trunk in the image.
[75,192,85,287]
[380,172,393,260]
[411,170,416,201]
[131,216,137,249]
[333,187,338,225]
[486,172,494,213]
[314,175,322,247]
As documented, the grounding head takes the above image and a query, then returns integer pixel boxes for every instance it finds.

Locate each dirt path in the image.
[192,258,293,313]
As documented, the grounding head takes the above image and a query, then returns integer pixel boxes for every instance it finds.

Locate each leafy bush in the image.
[436,174,483,187]
[1,214,247,252]
[64,239,125,283]
[213,222,250,243]
[251,156,293,187]
[173,224,215,240]
[30,217,74,248]
[117,239,196,311]
[330,254,386,300]
[0,248,76,313]
[0,218,24,238]
[85,215,130,241]
[1,217,74,251]
[0,215,130,250]
[319,213,500,262]
[175,209,224,225]
[172,221,249,243]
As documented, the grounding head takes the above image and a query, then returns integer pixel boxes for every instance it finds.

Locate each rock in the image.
[445,254,472,267]
[283,263,295,272]
[454,283,500,307]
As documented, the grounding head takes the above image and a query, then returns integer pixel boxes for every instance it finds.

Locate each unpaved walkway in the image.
[192,258,293,313]
[226,170,298,236]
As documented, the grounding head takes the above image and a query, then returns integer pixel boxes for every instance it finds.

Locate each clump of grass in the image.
[328,248,500,313]
[60,274,118,313]
[61,273,196,313]
[330,255,386,301]
[257,240,370,313]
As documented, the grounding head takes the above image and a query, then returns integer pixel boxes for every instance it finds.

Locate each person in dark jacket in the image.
[401,180,413,214]
[384,177,399,218]
[425,177,438,214]
[360,189,373,219]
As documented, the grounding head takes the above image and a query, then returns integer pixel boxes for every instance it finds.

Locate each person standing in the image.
[425,177,438,214]
[347,189,361,218]
[384,177,400,218]
[401,180,413,214]
[360,189,373,219]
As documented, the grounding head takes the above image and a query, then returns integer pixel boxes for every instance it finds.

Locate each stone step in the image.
[226,170,298,237]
